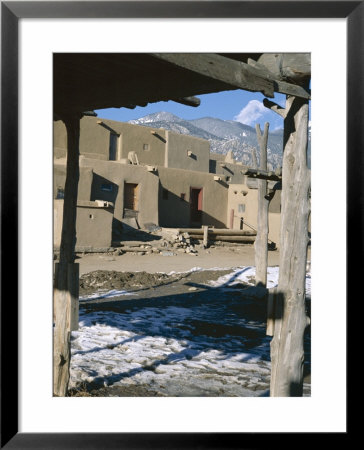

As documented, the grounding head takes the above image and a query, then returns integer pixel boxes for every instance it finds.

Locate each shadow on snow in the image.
[73,278,311,395]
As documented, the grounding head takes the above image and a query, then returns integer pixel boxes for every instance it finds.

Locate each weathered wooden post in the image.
[53,113,81,396]
[254,122,269,287]
[202,225,209,248]
[263,95,311,396]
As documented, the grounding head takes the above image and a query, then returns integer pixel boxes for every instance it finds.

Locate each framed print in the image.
[2,1,360,448]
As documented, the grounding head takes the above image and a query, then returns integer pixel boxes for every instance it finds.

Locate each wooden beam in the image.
[152,53,275,98]
[190,235,256,243]
[256,53,311,85]
[176,228,256,236]
[242,168,282,181]
[247,58,311,100]
[173,96,201,107]
[263,98,288,118]
[97,120,120,135]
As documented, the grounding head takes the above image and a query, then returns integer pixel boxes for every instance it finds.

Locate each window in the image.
[56,187,64,199]
[109,133,118,160]
[180,193,186,201]
[101,184,113,192]
[143,143,150,151]
[238,204,245,213]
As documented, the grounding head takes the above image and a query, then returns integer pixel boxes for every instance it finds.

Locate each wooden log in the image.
[190,235,255,243]
[269,95,311,397]
[173,96,200,107]
[54,262,79,332]
[53,114,81,397]
[263,98,288,118]
[254,122,270,288]
[119,246,151,252]
[256,53,311,85]
[202,225,208,248]
[153,53,275,97]
[208,230,256,236]
[247,58,311,100]
[242,168,282,181]
[176,228,256,236]
[53,267,71,397]
[266,288,276,336]
[68,263,79,332]
[250,146,258,169]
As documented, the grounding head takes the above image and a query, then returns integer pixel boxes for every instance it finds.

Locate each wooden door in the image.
[124,183,139,211]
[190,187,203,224]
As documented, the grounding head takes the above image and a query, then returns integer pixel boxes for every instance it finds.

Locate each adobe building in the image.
[53,116,281,250]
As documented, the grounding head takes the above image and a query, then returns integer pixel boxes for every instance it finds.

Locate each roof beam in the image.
[173,96,201,107]
[247,58,310,99]
[242,168,282,182]
[152,53,275,98]
[152,53,310,100]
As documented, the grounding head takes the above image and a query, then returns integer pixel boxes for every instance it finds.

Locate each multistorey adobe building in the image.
[54,115,281,250]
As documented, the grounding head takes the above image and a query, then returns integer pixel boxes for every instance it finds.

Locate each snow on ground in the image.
[209,265,311,297]
[79,289,137,301]
[70,266,311,396]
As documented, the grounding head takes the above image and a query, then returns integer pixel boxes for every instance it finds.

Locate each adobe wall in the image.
[53,117,110,160]
[227,184,281,247]
[117,122,167,166]
[53,121,68,159]
[79,157,159,228]
[166,131,210,173]
[157,167,228,228]
[53,116,167,164]
[209,153,246,184]
[54,199,114,249]
[53,163,93,201]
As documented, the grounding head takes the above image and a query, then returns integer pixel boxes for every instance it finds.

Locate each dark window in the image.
[180,193,186,201]
[101,184,113,192]
[162,189,169,200]
[56,188,64,199]
[109,133,118,160]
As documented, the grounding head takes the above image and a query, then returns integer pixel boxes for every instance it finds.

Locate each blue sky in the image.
[95,90,288,131]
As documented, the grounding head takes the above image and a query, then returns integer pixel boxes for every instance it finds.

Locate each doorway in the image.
[109,133,119,161]
[124,183,139,215]
[190,187,203,225]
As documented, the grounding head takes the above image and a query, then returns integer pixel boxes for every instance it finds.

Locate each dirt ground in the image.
[76,243,285,276]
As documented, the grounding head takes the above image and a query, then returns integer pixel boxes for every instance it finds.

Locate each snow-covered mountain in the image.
[128,112,311,169]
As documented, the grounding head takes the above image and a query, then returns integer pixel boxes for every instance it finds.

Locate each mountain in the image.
[128,112,311,170]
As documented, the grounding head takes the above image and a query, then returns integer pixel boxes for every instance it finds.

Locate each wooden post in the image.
[229,209,234,229]
[264,95,311,396]
[53,113,81,397]
[254,122,270,287]
[202,225,209,248]
[68,262,79,331]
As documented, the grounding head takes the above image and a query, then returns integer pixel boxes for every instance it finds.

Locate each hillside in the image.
[128,111,311,170]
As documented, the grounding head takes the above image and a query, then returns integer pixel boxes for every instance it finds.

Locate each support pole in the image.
[265,96,311,397]
[53,113,81,397]
[254,122,270,287]
[202,225,209,248]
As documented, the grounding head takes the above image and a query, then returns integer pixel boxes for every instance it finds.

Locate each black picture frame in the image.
[1,1,359,448]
